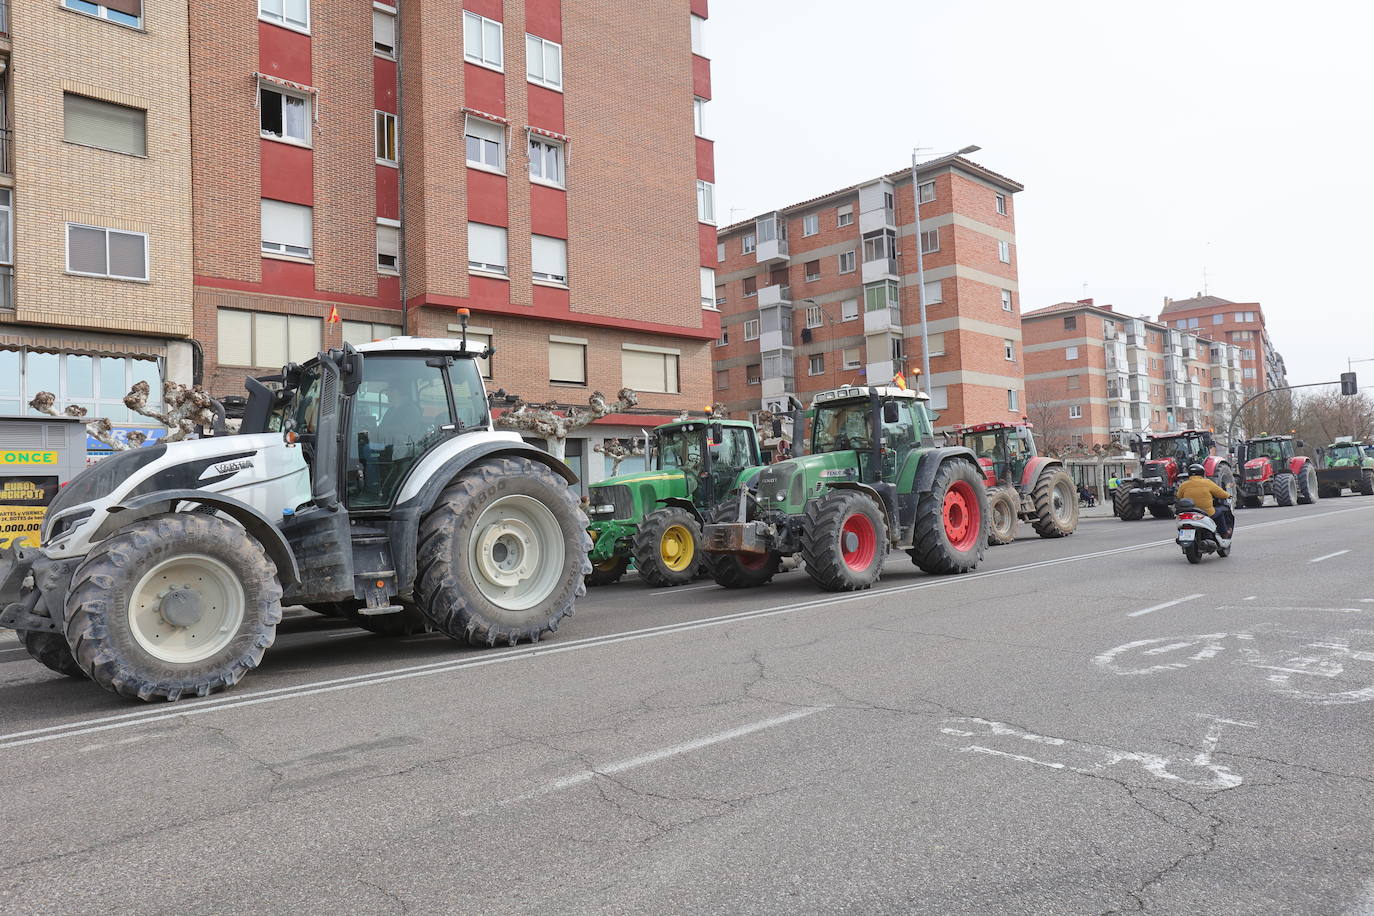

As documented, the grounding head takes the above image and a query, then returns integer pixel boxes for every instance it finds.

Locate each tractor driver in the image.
[1177,463,1233,538]
[376,378,427,449]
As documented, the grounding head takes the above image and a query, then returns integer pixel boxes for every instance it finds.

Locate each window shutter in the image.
[217,311,253,367]
[532,235,567,281]
[468,223,508,270]
[377,224,399,264]
[67,226,107,275]
[927,332,945,356]
[262,200,312,249]
[699,267,715,302]
[103,0,142,16]
[256,313,288,369]
[373,10,395,53]
[549,341,585,384]
[288,316,320,364]
[64,94,146,157]
[107,230,146,280]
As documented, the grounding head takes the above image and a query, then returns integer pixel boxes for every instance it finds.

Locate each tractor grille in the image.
[590,485,634,520]
[1245,465,1266,480]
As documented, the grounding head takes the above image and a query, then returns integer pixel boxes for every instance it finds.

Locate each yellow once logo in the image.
[0,451,58,465]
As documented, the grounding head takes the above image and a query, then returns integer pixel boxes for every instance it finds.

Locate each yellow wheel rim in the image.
[660,524,696,572]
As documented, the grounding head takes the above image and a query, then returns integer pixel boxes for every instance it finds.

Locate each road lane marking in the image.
[1243,596,1256,601]
[648,583,720,596]
[1128,594,1205,618]
[1310,550,1350,563]
[6,502,1372,752]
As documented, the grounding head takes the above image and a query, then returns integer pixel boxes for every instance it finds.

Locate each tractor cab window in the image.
[709,426,755,496]
[965,430,1011,483]
[813,401,874,454]
[1152,437,1203,462]
[657,425,707,497]
[1250,440,1289,461]
[347,356,455,509]
[1329,443,1362,465]
[448,357,490,430]
[879,400,917,477]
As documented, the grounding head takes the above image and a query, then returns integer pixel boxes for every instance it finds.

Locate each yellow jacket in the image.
[1177,476,1229,515]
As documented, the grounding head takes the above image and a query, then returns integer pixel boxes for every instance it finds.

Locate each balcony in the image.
[757,283,791,308]
[861,257,898,284]
[754,213,789,265]
[858,179,896,233]
[863,304,901,336]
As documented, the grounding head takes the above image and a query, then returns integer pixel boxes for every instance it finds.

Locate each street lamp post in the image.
[911,144,980,391]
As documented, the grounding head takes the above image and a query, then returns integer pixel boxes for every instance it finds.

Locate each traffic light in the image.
[1341,372,1358,396]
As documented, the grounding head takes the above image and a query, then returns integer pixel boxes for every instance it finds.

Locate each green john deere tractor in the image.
[1315,438,1374,497]
[701,385,989,592]
[585,417,765,587]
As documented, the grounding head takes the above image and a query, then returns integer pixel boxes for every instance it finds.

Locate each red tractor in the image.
[1114,429,1234,521]
[955,422,1078,545]
[1234,434,1317,508]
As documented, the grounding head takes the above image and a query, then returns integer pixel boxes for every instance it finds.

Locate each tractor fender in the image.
[658,497,704,524]
[823,481,898,541]
[912,447,980,495]
[1020,456,1061,490]
[1287,456,1311,476]
[404,439,579,514]
[91,489,301,587]
[1202,456,1230,479]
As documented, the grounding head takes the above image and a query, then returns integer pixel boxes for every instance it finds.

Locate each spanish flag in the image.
[892,371,907,391]
[327,304,341,323]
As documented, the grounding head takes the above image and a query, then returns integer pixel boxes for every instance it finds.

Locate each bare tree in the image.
[592,436,646,476]
[493,388,639,460]
[1024,399,1072,456]
[29,380,221,450]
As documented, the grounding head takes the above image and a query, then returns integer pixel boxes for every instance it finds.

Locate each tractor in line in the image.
[953,421,1078,545]
[1314,437,1374,498]
[1113,429,1234,520]
[1234,434,1318,508]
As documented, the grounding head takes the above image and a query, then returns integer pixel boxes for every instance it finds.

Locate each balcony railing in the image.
[0,127,11,176]
[0,265,12,310]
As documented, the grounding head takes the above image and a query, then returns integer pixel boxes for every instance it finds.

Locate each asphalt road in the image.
[3,497,1374,915]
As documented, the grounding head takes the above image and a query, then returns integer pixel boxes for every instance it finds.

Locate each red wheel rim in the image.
[841,512,878,571]
[943,480,980,552]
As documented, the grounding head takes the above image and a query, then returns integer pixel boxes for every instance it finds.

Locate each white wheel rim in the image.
[469,494,565,612]
[994,499,1012,533]
[129,554,246,664]
[1053,480,1074,522]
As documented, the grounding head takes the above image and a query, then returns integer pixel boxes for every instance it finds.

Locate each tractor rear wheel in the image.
[1297,465,1317,504]
[1149,505,1175,520]
[910,459,988,575]
[18,629,85,679]
[632,508,702,588]
[801,490,887,591]
[417,457,589,646]
[1273,473,1296,507]
[986,487,1018,546]
[586,555,630,587]
[1114,487,1144,520]
[1361,469,1374,496]
[64,513,284,701]
[1030,468,1078,538]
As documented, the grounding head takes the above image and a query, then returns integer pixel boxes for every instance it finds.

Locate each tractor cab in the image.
[955,422,1036,488]
[1238,434,1297,482]
[809,386,933,484]
[1143,430,1214,483]
[1324,441,1363,467]
[649,418,759,508]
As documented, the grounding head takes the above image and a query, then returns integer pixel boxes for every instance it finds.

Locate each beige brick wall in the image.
[11,0,194,338]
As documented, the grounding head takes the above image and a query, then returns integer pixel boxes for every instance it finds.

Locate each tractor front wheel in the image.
[986,487,1018,546]
[1030,468,1078,538]
[801,490,887,591]
[910,459,988,575]
[417,457,589,646]
[1273,473,1296,507]
[18,629,85,679]
[1114,487,1144,521]
[1297,465,1317,504]
[64,513,284,701]
[632,508,702,588]
[586,555,630,587]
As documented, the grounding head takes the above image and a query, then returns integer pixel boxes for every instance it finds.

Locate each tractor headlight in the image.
[776,492,786,502]
[592,504,615,515]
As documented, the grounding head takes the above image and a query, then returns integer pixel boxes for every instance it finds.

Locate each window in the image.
[376,220,399,273]
[261,200,313,259]
[467,223,508,275]
[746,364,761,385]
[715,330,728,347]
[1063,315,1076,330]
[0,191,11,270]
[742,233,756,254]
[863,229,896,263]
[743,318,760,340]
[922,280,942,304]
[259,0,307,31]
[464,12,504,70]
[373,8,396,56]
[928,386,948,411]
[6,351,159,422]
[528,135,565,186]
[808,354,825,376]
[343,321,401,346]
[1065,346,1079,360]
[690,14,705,55]
[926,332,945,356]
[63,0,142,28]
[1001,289,1013,312]
[549,337,586,385]
[697,180,715,224]
[694,97,708,137]
[716,369,730,390]
[838,251,856,274]
[700,267,716,309]
[998,240,1011,263]
[369,110,398,165]
[532,235,568,284]
[1243,367,1256,380]
[805,260,821,282]
[258,85,310,146]
[918,181,935,203]
[1069,405,1082,419]
[218,309,319,367]
[66,224,147,281]
[995,193,1007,215]
[521,36,563,94]
[1242,348,1256,360]
[1067,375,1081,390]
[1004,339,1015,361]
[1008,389,1019,411]
[842,347,861,369]
[1213,313,1224,324]
[920,229,939,254]
[64,93,146,156]
[1234,311,1257,322]
[743,276,757,297]
[841,298,859,321]
[803,214,819,236]
[464,116,503,172]
[622,346,679,394]
[892,338,904,361]
[805,305,823,328]
[864,280,898,311]
[837,204,853,227]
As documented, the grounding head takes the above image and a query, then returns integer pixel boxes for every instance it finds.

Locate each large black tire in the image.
[1114,487,1144,521]
[1318,484,1341,499]
[18,629,86,679]
[1361,469,1374,496]
[704,505,781,588]
[1296,465,1317,504]
[585,555,630,587]
[801,489,887,591]
[1030,468,1078,538]
[340,602,433,637]
[631,507,702,588]
[1273,473,1296,507]
[65,513,283,701]
[1212,464,1235,496]
[417,457,589,646]
[986,487,1018,546]
[910,459,988,575]
[1149,504,1175,520]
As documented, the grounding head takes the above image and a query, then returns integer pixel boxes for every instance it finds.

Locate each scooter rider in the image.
[1177,463,1233,538]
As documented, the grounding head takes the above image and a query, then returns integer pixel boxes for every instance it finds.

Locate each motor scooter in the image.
[1175,497,1231,564]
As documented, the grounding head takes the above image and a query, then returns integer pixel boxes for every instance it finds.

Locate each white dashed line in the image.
[1128,594,1206,618]
[1310,550,1350,564]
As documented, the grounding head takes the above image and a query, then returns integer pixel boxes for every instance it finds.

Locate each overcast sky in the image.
[708,0,1372,386]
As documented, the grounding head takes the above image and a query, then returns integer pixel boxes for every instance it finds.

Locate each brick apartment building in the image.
[187,0,717,490]
[1158,294,1287,392]
[712,154,1024,432]
[1022,299,1246,450]
[0,0,196,436]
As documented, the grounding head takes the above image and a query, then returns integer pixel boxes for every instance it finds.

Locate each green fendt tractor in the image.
[1315,438,1374,497]
[702,385,989,592]
[585,417,764,587]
